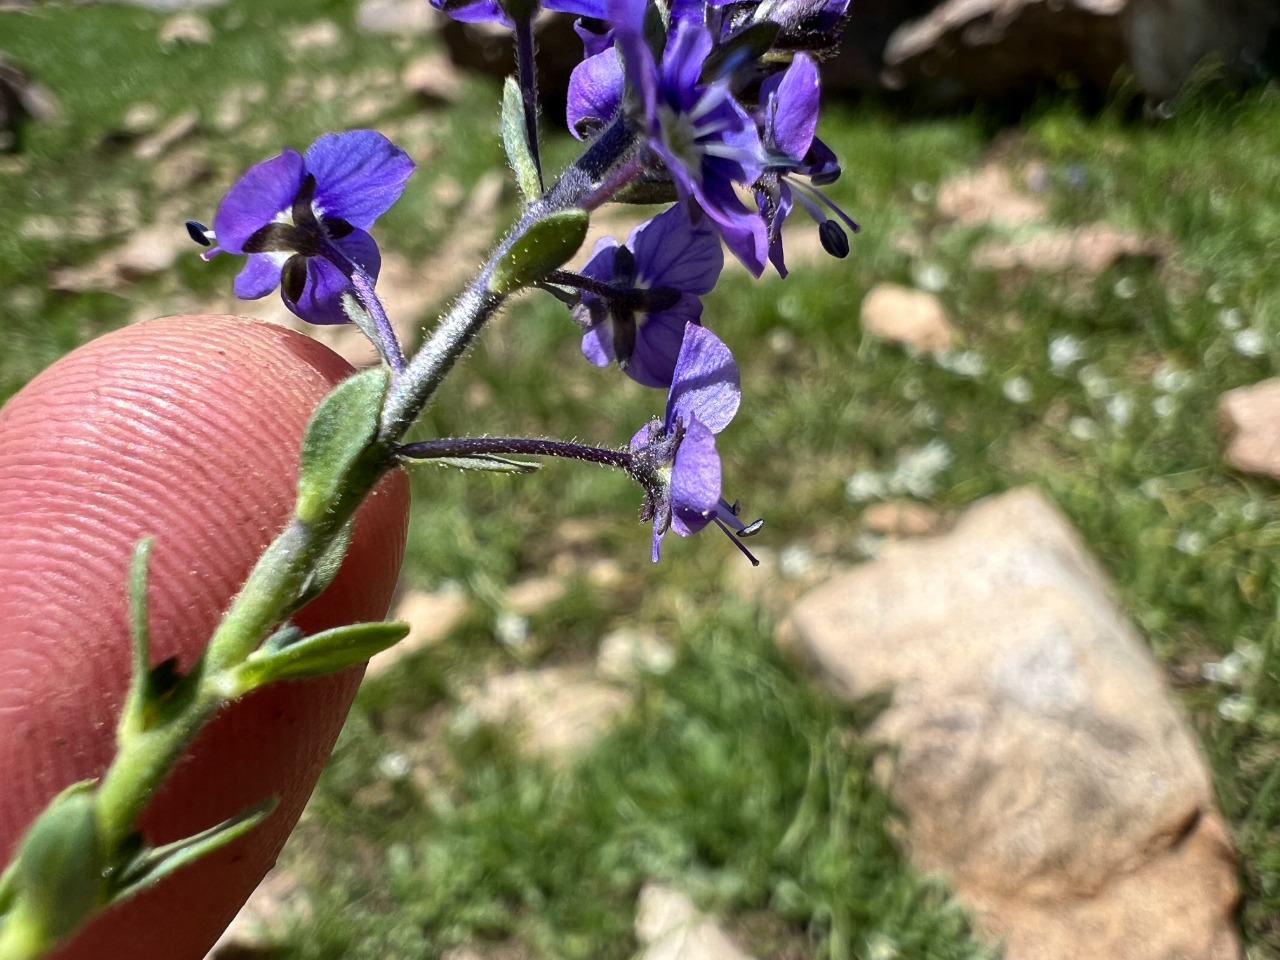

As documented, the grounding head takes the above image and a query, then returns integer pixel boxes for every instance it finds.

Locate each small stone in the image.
[635,884,758,960]
[937,164,1048,227]
[158,11,213,47]
[862,500,943,538]
[504,575,566,616]
[780,487,1240,960]
[462,666,632,761]
[860,284,956,353]
[356,0,441,35]
[115,222,187,278]
[1219,379,1280,481]
[972,223,1161,275]
[402,51,465,103]
[122,101,161,135]
[133,108,199,160]
[596,628,675,682]
[365,585,469,678]
[151,143,210,194]
[288,19,344,56]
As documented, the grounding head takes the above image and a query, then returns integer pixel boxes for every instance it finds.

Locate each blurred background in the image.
[3,1,1280,957]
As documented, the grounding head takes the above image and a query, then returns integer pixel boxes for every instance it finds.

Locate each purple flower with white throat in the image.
[574,202,724,388]
[628,324,761,563]
[754,54,858,276]
[605,0,769,275]
[198,130,413,325]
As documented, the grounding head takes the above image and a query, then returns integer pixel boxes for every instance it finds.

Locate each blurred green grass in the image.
[4,1,1280,957]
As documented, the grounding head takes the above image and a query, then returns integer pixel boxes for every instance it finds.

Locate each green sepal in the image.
[5,782,102,949]
[295,368,388,525]
[399,453,541,475]
[109,798,276,901]
[701,21,778,81]
[502,76,541,202]
[489,209,589,295]
[231,620,410,692]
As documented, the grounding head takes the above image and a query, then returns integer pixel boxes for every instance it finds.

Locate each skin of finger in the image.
[0,315,410,960]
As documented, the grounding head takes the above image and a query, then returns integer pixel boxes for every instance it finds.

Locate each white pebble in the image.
[1048,334,1086,375]
[1002,376,1032,404]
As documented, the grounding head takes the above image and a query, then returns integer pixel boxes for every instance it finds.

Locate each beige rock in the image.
[159,11,213,46]
[780,487,1240,960]
[937,164,1048,227]
[365,585,470,678]
[462,666,631,761]
[356,0,442,35]
[504,575,566,616]
[51,222,189,291]
[402,51,465,103]
[288,19,344,56]
[134,108,198,160]
[972,223,1160,274]
[861,499,942,537]
[635,884,757,960]
[596,628,675,682]
[1219,379,1280,481]
[860,284,956,353]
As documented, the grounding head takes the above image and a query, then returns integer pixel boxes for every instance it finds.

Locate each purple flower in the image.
[608,0,769,275]
[430,0,608,26]
[629,323,746,561]
[754,54,858,276]
[204,130,413,325]
[575,202,724,387]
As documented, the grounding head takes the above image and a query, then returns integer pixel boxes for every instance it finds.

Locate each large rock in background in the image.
[780,488,1241,960]
[831,0,1279,105]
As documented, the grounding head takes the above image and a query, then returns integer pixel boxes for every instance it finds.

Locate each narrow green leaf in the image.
[400,453,542,475]
[233,620,410,691]
[502,76,541,202]
[118,537,155,741]
[489,209,589,295]
[111,798,277,900]
[295,368,388,524]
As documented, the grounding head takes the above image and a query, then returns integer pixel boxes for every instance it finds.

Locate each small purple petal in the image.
[665,324,740,434]
[429,0,513,26]
[695,175,768,277]
[626,298,701,388]
[630,203,723,294]
[332,227,382,281]
[232,253,285,299]
[670,417,720,535]
[574,18,614,56]
[567,49,625,139]
[282,257,352,325]
[213,150,304,253]
[660,21,713,114]
[582,322,614,368]
[305,130,414,230]
[766,54,819,160]
[544,0,608,15]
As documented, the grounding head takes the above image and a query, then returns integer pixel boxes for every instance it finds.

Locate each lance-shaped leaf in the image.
[289,518,355,614]
[502,76,541,202]
[295,367,388,524]
[489,209,589,295]
[117,537,155,741]
[110,798,277,901]
[230,620,410,693]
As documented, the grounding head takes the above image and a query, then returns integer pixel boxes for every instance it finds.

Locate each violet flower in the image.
[606,0,769,275]
[575,202,724,388]
[629,323,755,562]
[200,130,413,325]
[430,0,609,27]
[754,54,858,276]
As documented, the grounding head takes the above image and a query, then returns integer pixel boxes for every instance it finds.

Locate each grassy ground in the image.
[4,1,1280,957]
